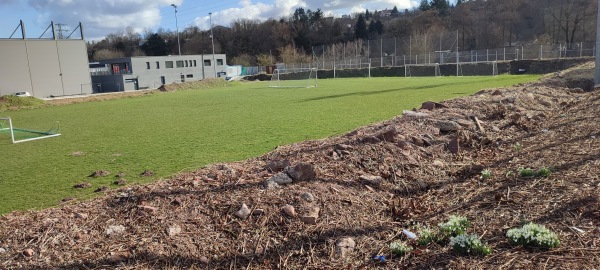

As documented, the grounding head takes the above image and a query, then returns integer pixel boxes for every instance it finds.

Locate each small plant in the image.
[536,167,552,177]
[389,241,412,256]
[450,234,492,256]
[439,215,470,237]
[519,167,536,177]
[513,142,523,152]
[506,222,560,249]
[417,227,438,246]
[480,169,492,180]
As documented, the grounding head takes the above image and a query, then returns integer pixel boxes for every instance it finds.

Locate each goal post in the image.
[269,68,318,88]
[0,117,61,144]
[404,63,441,78]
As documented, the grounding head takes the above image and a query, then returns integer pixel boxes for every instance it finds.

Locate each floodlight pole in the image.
[210,12,217,78]
[595,0,600,85]
[171,4,181,55]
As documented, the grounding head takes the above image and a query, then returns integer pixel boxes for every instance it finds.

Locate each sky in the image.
[0,0,425,40]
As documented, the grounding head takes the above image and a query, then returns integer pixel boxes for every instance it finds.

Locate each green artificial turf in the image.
[0,75,539,214]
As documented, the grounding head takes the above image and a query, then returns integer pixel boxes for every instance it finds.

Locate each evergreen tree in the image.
[141,33,168,56]
[431,0,449,15]
[391,6,400,16]
[419,0,431,11]
[354,14,368,40]
[365,9,371,20]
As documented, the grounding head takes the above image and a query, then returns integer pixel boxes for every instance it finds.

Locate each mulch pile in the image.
[1,67,599,269]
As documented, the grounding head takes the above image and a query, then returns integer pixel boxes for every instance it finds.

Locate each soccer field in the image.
[0,75,539,214]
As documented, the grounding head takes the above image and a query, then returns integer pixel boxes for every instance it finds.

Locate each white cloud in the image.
[27,0,183,39]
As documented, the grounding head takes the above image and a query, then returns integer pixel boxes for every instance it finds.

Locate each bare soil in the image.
[1,64,599,269]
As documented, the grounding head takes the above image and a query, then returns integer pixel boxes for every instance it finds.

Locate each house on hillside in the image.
[91,54,227,93]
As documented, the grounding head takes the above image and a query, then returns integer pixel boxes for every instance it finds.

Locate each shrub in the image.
[506,223,560,249]
[450,234,492,256]
[439,215,470,237]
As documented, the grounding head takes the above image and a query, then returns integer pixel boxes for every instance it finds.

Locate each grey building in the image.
[91,54,227,92]
[0,21,92,98]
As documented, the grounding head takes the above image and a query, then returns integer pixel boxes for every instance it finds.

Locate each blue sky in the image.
[0,0,424,40]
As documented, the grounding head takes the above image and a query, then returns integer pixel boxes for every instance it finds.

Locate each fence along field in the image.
[0,75,540,214]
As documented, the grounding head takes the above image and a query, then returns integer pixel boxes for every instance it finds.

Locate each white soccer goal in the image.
[456,61,498,76]
[0,117,61,144]
[269,68,318,88]
[405,63,441,78]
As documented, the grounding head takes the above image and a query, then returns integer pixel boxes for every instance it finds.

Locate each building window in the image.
[185,60,189,67]
[204,60,211,66]
[193,60,197,66]
[146,62,150,69]
[217,59,224,66]
[156,61,160,69]
[166,61,173,68]
[186,74,193,78]
[176,60,184,68]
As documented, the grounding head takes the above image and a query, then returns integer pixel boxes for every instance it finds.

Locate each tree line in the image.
[88,0,597,66]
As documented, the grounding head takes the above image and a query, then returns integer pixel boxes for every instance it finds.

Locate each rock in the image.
[335,237,356,258]
[269,172,293,184]
[88,170,110,177]
[335,144,353,150]
[397,141,411,149]
[403,110,429,118]
[360,136,381,144]
[140,170,154,177]
[455,118,475,129]
[106,252,129,263]
[411,136,425,147]
[281,204,296,217]
[491,89,502,95]
[73,182,91,189]
[262,179,279,189]
[200,256,210,264]
[106,225,126,236]
[285,163,317,181]
[0,248,6,253]
[436,120,461,132]
[235,204,251,219]
[171,198,183,206]
[94,186,109,193]
[264,159,290,172]
[22,248,34,257]
[448,137,460,154]
[359,174,383,186]
[252,209,265,216]
[376,127,398,142]
[74,212,88,219]
[114,179,128,185]
[420,101,447,110]
[301,192,315,202]
[301,207,320,225]
[167,225,182,236]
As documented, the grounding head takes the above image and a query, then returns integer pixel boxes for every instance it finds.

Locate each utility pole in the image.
[171,4,181,55]
[595,0,600,85]
[55,23,68,39]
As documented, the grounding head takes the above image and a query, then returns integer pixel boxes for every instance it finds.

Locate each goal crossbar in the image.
[0,117,61,144]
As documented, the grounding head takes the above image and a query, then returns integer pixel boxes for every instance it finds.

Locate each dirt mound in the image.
[0,95,45,112]
[1,71,599,269]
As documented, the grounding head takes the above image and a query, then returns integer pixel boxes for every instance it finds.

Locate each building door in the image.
[180,74,185,82]
[160,76,165,85]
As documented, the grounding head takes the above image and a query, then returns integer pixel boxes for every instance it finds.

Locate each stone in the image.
[455,119,475,129]
[269,172,293,184]
[114,178,128,185]
[335,144,353,151]
[403,110,429,118]
[105,225,126,236]
[397,141,410,149]
[0,248,6,253]
[234,204,251,219]
[436,120,461,132]
[94,186,109,193]
[376,127,398,142]
[200,256,210,264]
[167,225,182,236]
[491,89,502,95]
[252,209,265,216]
[106,252,129,263]
[285,163,316,181]
[359,174,383,186]
[448,137,460,154]
[264,159,290,172]
[281,204,296,217]
[140,170,154,177]
[360,136,381,144]
[301,192,315,202]
[138,205,158,213]
[301,207,320,225]
[420,101,447,110]
[411,136,425,147]
[73,182,92,189]
[22,249,34,257]
[74,212,88,219]
[262,179,279,189]
[335,237,356,258]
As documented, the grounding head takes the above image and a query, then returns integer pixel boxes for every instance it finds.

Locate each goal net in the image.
[269,68,318,88]
[456,61,499,76]
[405,63,441,78]
[0,117,61,144]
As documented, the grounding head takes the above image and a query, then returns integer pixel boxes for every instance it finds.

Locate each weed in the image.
[480,169,492,180]
[439,215,470,237]
[389,241,412,255]
[519,167,536,177]
[450,234,492,256]
[507,222,560,249]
